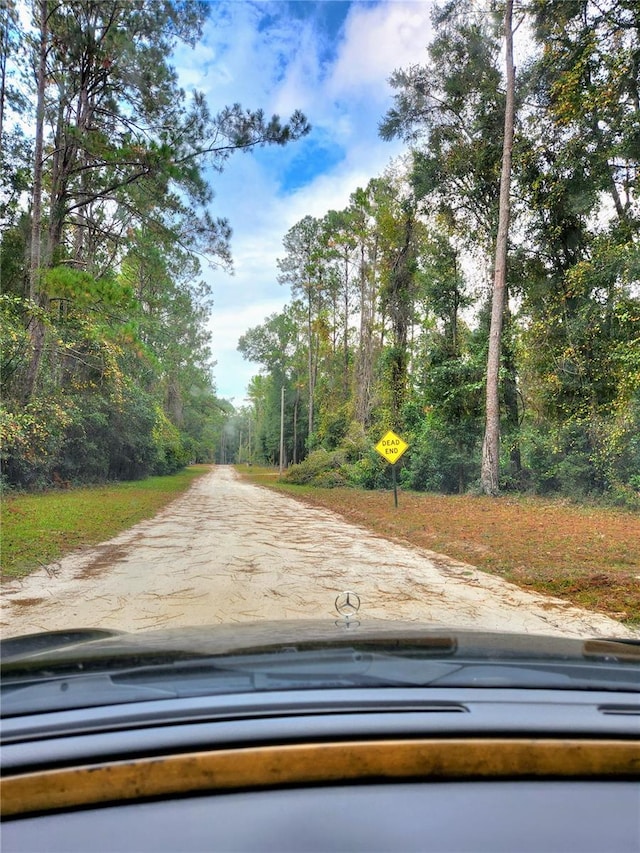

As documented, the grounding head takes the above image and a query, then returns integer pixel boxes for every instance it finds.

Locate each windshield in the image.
[1,0,639,683]
[3,630,639,717]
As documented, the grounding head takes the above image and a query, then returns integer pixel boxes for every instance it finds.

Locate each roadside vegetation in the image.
[230,2,639,509]
[1,2,308,491]
[3,2,638,510]
[239,466,640,627]
[1,466,210,580]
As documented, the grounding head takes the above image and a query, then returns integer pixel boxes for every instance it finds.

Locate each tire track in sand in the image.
[2,466,637,639]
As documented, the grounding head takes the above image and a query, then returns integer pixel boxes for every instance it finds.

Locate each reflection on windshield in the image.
[3,644,639,717]
[2,625,639,716]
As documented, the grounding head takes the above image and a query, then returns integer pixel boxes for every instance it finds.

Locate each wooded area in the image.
[238,0,640,505]
[1,0,639,506]
[0,0,308,487]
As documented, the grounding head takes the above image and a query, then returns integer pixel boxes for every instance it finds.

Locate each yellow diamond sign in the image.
[375,430,409,464]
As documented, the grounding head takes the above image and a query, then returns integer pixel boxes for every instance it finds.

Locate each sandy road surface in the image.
[2,466,637,639]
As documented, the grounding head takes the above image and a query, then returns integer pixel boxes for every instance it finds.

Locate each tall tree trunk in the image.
[0,5,8,147]
[355,236,377,426]
[480,0,515,496]
[24,0,49,402]
[388,211,414,423]
[343,254,350,399]
[29,0,47,303]
[306,286,314,440]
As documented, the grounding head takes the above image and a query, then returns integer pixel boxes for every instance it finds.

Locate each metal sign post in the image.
[374,430,409,508]
[391,461,398,508]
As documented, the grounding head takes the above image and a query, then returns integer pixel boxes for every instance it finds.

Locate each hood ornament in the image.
[335,591,361,628]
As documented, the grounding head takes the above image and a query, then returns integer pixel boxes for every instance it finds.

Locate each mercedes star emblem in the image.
[335,591,361,619]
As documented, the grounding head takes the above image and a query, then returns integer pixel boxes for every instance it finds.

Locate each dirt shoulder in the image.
[243,469,640,628]
[2,466,638,639]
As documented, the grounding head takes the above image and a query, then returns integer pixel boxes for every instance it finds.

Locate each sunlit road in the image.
[2,466,637,639]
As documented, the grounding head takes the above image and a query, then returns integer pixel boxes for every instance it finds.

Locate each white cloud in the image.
[181,2,310,112]
[210,297,288,358]
[327,2,432,98]
[208,297,290,402]
[268,18,324,118]
[176,1,436,402]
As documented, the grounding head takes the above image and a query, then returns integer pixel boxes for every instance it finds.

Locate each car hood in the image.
[2,619,638,668]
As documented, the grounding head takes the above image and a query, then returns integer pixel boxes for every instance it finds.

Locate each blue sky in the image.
[174,1,435,404]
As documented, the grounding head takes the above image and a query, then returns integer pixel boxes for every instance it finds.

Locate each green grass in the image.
[1,466,211,579]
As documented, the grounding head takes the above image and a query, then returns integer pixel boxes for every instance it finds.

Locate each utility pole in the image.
[279,385,285,477]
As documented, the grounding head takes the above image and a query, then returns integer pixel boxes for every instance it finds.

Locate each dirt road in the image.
[2,466,637,639]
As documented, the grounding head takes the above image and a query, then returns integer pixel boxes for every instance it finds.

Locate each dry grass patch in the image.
[239,467,640,626]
